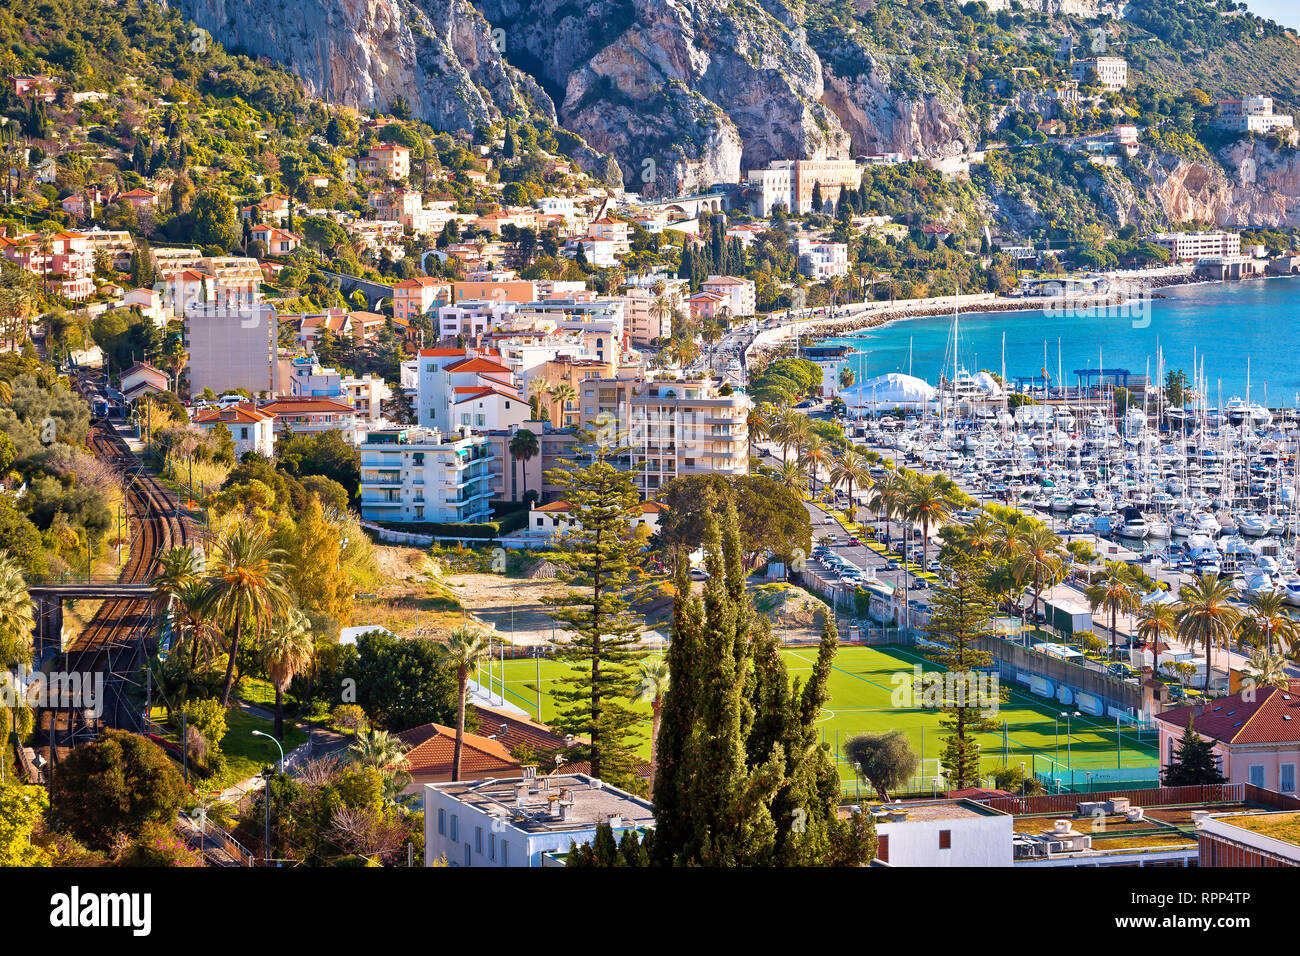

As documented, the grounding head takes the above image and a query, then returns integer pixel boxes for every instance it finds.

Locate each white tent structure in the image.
[841,373,937,417]
[971,370,1003,397]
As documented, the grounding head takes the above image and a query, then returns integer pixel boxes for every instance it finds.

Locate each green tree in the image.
[260,607,314,739]
[436,625,491,781]
[844,729,919,801]
[190,187,238,249]
[1160,716,1226,786]
[207,523,292,706]
[508,428,539,500]
[542,426,646,787]
[1085,562,1141,658]
[925,552,1002,790]
[1175,573,1240,694]
[0,783,50,866]
[50,731,187,851]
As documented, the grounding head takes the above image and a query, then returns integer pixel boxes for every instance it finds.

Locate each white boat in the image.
[1238,513,1269,537]
[1120,507,1149,539]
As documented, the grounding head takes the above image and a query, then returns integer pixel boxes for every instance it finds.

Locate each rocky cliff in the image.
[1141,141,1300,228]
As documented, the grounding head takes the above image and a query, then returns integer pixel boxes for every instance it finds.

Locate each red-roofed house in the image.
[117,187,158,210]
[416,347,520,433]
[1156,682,1300,794]
[249,224,301,256]
[395,722,521,792]
[258,396,362,444]
[191,403,276,457]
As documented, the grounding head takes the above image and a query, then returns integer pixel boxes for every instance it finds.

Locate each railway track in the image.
[38,420,195,759]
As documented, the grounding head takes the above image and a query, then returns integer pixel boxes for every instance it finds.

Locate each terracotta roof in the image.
[395,722,520,778]
[1157,681,1300,745]
[453,386,520,405]
[418,348,469,358]
[444,356,512,374]
[468,702,575,756]
[702,275,749,286]
[193,403,274,425]
[259,397,354,414]
[395,277,449,289]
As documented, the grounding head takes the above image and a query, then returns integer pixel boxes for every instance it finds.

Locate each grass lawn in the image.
[148,703,308,792]
[489,644,1159,786]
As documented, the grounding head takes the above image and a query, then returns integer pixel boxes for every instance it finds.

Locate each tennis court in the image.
[484,643,1159,790]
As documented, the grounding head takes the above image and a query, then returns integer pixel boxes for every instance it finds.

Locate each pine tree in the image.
[926,552,1003,790]
[1161,716,1226,786]
[542,427,646,788]
[811,181,823,214]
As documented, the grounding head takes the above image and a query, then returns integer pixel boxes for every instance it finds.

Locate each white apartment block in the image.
[438,300,518,341]
[424,773,655,867]
[1147,231,1241,262]
[185,304,279,398]
[285,356,389,424]
[359,426,495,524]
[873,800,1014,867]
[1216,96,1295,134]
[416,347,521,433]
[797,238,850,279]
[1071,57,1127,90]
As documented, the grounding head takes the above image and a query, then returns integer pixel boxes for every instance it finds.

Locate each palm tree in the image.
[1011,524,1067,623]
[1136,601,1177,680]
[207,524,292,707]
[635,657,669,796]
[902,472,956,572]
[964,514,1000,555]
[746,403,771,461]
[775,459,804,493]
[1236,590,1299,656]
[260,607,314,739]
[829,448,872,513]
[1174,573,1241,694]
[348,728,412,800]
[1085,562,1141,658]
[799,435,833,496]
[548,381,577,427]
[437,625,491,781]
[0,551,33,668]
[1243,646,1290,691]
[152,545,203,620]
[866,469,908,546]
[649,292,674,340]
[165,579,223,670]
[527,376,551,419]
[508,428,539,500]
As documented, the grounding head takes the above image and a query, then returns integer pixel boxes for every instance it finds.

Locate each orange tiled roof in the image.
[1157,681,1300,745]
[395,722,520,778]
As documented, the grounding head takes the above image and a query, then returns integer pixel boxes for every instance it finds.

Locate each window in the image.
[475,827,483,854]
[1249,765,1266,788]
[939,829,951,850]
[1283,764,1296,794]
[449,814,458,842]
[502,840,509,865]
[877,835,889,863]
[437,809,446,835]
[489,833,496,861]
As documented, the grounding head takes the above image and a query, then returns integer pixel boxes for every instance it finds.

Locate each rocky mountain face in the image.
[1141,141,1300,228]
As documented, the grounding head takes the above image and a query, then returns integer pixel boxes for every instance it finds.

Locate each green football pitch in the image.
[482,644,1159,789]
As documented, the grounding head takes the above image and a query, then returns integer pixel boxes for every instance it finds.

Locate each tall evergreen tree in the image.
[1161,716,1227,786]
[926,551,1003,789]
[542,425,646,788]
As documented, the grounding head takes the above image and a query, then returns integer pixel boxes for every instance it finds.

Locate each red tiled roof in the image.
[395,722,519,778]
[444,356,512,374]
[1157,681,1300,745]
[418,348,469,358]
[193,403,273,425]
[469,702,575,755]
[259,397,354,414]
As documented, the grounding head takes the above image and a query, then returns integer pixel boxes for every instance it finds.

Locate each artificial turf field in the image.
[483,643,1159,790]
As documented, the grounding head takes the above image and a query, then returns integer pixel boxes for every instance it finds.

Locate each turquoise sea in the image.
[818,276,1300,408]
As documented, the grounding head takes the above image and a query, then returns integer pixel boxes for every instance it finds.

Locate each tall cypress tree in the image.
[926,552,1003,789]
[542,426,645,788]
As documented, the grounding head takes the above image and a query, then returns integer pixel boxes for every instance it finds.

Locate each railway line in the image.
[37,419,196,761]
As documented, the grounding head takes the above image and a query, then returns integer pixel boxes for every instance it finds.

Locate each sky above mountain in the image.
[1247,1,1300,30]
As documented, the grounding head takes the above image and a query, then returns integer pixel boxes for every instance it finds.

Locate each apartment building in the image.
[585,216,631,253]
[423,773,655,867]
[358,144,411,180]
[258,396,363,444]
[185,304,279,399]
[621,275,686,346]
[437,299,518,341]
[359,426,495,524]
[1147,231,1241,262]
[796,238,850,279]
[451,280,538,304]
[416,347,522,433]
[284,356,390,424]
[393,277,452,323]
[0,231,94,300]
[80,228,135,271]
[1071,56,1128,90]
[578,373,750,498]
[700,275,756,318]
[1215,96,1295,134]
[250,224,301,256]
[746,158,862,215]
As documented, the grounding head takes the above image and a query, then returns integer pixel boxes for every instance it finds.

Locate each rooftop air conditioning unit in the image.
[1053,820,1072,834]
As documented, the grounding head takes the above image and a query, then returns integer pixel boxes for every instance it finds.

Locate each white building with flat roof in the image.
[873,800,1014,867]
[424,772,655,867]
[1071,57,1127,90]
[1147,231,1241,262]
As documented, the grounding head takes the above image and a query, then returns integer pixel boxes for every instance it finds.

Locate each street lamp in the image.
[251,730,284,868]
